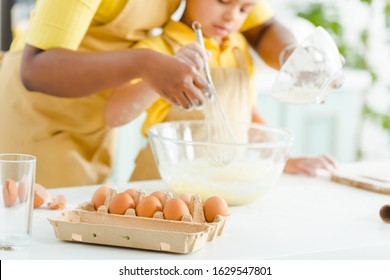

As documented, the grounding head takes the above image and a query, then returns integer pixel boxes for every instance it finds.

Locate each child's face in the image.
[182,0,257,43]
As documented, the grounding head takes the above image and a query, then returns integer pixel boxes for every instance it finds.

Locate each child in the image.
[105,0,336,181]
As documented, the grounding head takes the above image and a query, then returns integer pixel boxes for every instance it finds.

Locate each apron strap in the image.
[232,48,250,75]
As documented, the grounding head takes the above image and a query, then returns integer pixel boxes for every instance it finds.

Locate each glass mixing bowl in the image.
[148,121,293,205]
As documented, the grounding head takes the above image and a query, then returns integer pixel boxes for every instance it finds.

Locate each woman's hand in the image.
[284,155,337,176]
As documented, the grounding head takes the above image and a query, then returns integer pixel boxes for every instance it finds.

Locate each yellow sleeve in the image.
[25,0,102,50]
[240,0,273,31]
[132,38,174,136]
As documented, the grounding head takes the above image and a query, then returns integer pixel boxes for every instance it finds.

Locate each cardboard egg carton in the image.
[48,188,227,254]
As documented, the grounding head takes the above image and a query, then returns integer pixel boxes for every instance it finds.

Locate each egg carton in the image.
[48,189,226,254]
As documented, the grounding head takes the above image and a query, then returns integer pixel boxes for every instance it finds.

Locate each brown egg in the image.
[203,196,229,223]
[163,198,190,221]
[91,185,110,210]
[18,180,27,203]
[34,183,48,209]
[47,194,66,210]
[124,188,138,200]
[150,191,167,204]
[136,195,163,218]
[2,179,17,207]
[108,192,135,215]
[178,193,192,207]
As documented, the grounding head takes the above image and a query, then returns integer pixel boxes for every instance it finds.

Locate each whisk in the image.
[192,21,236,165]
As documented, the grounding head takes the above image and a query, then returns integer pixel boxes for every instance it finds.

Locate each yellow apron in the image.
[0,0,177,188]
[130,38,252,181]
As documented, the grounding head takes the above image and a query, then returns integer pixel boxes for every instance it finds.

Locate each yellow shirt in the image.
[136,19,269,135]
[11,0,273,51]
[11,0,127,51]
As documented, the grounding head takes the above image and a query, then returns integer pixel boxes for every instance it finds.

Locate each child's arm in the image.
[242,18,297,70]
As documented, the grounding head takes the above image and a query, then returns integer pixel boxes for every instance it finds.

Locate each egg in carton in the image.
[79,187,227,241]
[50,187,227,253]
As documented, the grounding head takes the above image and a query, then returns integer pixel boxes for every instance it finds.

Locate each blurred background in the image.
[1,0,389,183]
[256,0,390,165]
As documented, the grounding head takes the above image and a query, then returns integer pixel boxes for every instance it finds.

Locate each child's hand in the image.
[284,155,337,176]
[175,43,210,73]
[171,43,212,105]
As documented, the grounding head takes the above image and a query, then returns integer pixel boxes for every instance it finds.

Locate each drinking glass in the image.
[0,154,36,250]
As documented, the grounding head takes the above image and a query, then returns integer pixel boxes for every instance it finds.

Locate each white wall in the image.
[110,114,147,183]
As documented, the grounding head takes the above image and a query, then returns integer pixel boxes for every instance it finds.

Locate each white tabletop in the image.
[2,174,390,260]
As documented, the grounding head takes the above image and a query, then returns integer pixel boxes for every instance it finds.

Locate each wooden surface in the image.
[331,160,390,194]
